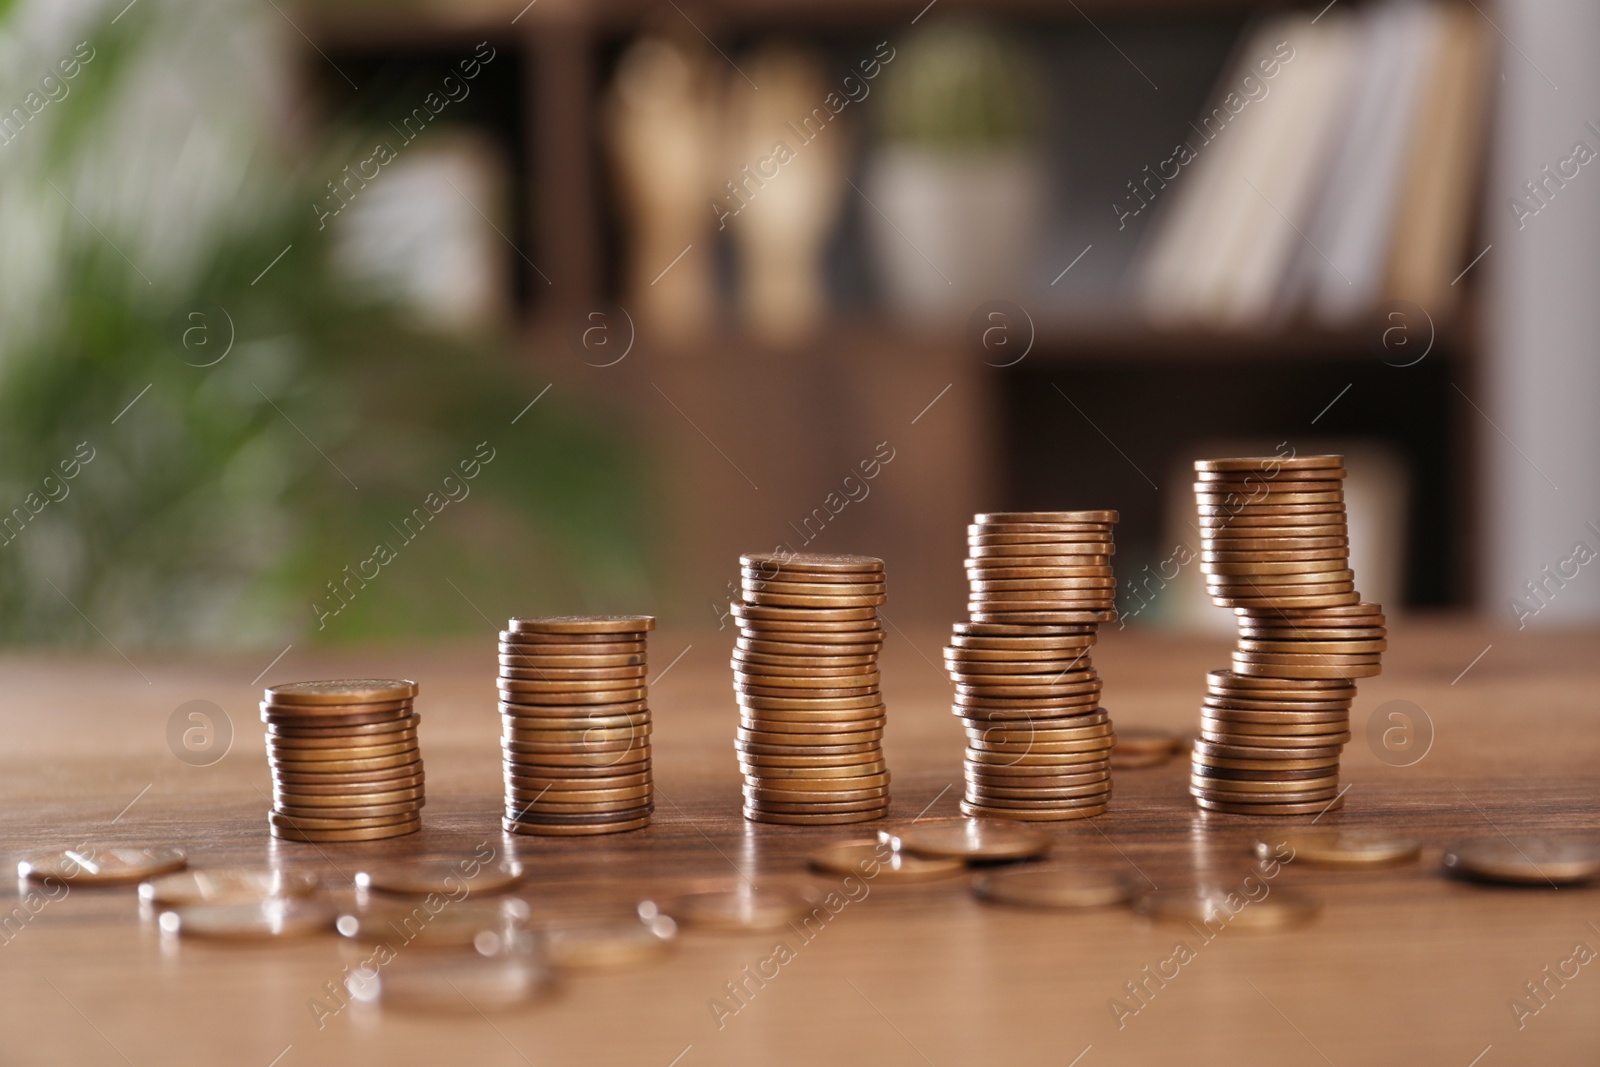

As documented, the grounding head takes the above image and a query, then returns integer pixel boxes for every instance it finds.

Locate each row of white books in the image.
[1134,0,1492,328]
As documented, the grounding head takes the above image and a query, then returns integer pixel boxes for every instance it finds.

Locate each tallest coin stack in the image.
[1190,455,1386,815]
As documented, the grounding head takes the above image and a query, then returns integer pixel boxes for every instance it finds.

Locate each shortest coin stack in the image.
[733,553,890,826]
[500,615,655,836]
[264,679,424,842]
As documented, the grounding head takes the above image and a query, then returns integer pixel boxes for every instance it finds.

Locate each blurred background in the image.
[1,0,1595,649]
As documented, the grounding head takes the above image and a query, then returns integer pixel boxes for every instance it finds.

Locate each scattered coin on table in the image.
[1255,830,1422,867]
[973,866,1140,909]
[19,845,186,886]
[887,819,1052,863]
[139,867,319,906]
[1134,886,1321,929]
[1442,835,1600,886]
[808,840,967,883]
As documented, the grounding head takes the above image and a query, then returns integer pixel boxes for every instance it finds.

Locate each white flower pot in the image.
[863,146,1045,320]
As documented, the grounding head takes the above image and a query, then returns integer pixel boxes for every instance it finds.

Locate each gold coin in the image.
[161,897,337,940]
[508,614,656,634]
[19,845,186,886]
[973,866,1136,908]
[266,679,418,706]
[1442,836,1600,885]
[139,867,320,906]
[1254,830,1420,867]
[889,819,1050,862]
[541,916,676,969]
[271,817,421,842]
[1135,885,1320,927]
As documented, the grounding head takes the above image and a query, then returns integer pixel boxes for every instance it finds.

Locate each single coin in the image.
[965,759,1110,780]
[272,818,421,842]
[508,615,656,634]
[741,552,884,574]
[890,819,1050,862]
[967,543,1113,558]
[732,602,878,622]
[732,670,881,689]
[807,842,965,883]
[262,706,411,728]
[975,510,1118,524]
[1201,718,1349,738]
[1199,730,1352,749]
[958,801,1106,821]
[354,952,554,1013]
[1210,670,1354,692]
[745,784,888,805]
[1254,830,1421,867]
[738,639,884,657]
[670,888,820,931]
[1442,835,1600,885]
[1194,739,1345,761]
[1231,661,1381,680]
[502,815,652,836]
[139,867,319,906]
[274,787,425,809]
[268,713,420,739]
[1193,795,1345,816]
[963,789,1110,811]
[275,799,424,821]
[19,845,186,886]
[266,679,418,706]
[744,591,888,609]
[969,610,1117,625]
[499,665,647,683]
[1203,549,1349,563]
[1135,885,1320,928]
[161,897,337,940]
[270,810,420,831]
[1195,455,1344,473]
[745,807,889,825]
[747,797,891,817]
[1113,727,1182,757]
[270,752,421,775]
[266,739,418,762]
[496,652,646,670]
[968,781,1111,802]
[505,771,650,791]
[341,897,531,950]
[499,688,647,706]
[973,866,1137,908]
[735,651,877,669]
[355,858,526,896]
[272,764,424,788]
[542,917,676,969]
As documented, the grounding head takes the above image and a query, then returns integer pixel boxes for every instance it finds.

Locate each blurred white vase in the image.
[863,146,1044,320]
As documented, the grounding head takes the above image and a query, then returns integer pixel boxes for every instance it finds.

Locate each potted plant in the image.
[866,20,1044,320]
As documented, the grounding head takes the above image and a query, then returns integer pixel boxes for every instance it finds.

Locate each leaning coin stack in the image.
[264,679,424,842]
[732,553,889,826]
[947,511,1119,821]
[1190,455,1386,815]
[500,616,655,836]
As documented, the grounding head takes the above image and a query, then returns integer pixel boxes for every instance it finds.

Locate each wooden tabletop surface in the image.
[1,617,1596,1066]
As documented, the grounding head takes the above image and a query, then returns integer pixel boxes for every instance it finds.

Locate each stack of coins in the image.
[946,511,1119,821]
[264,680,424,842]
[1190,455,1386,815]
[732,553,889,826]
[500,616,655,836]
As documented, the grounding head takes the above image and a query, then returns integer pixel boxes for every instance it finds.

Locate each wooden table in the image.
[1,618,1596,1066]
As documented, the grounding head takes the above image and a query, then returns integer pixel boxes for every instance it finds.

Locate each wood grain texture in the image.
[0,617,1596,1066]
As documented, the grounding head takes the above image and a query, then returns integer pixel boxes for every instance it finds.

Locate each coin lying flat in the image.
[669,887,820,931]
[140,868,320,906]
[336,896,532,948]
[160,896,338,940]
[1442,835,1600,885]
[19,845,186,886]
[350,950,555,1013]
[267,679,419,705]
[1253,830,1420,867]
[973,866,1138,908]
[808,841,966,883]
[356,858,526,897]
[541,915,677,969]
[1135,886,1321,928]
[888,819,1051,862]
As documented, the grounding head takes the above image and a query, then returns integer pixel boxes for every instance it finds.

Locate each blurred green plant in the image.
[0,0,651,647]
[877,20,1041,149]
